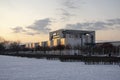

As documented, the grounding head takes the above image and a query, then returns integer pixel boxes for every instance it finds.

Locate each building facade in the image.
[42,29,95,48]
[25,42,41,49]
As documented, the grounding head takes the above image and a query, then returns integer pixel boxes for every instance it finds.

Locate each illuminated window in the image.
[53,33,57,36]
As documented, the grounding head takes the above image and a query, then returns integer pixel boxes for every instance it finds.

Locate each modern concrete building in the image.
[25,42,41,49]
[41,41,48,47]
[42,29,95,48]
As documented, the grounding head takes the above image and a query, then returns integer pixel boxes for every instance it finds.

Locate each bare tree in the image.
[52,46,57,55]
[76,44,81,55]
[100,43,114,56]
[56,45,65,55]
[9,41,20,54]
[0,37,5,54]
[35,45,41,51]
[65,44,72,55]
[0,43,5,54]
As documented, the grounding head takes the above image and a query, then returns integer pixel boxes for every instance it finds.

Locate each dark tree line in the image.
[0,37,21,54]
[0,42,5,54]
[0,36,120,56]
[9,41,20,54]
[0,37,5,54]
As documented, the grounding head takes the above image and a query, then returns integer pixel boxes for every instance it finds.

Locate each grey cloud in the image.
[11,26,26,33]
[27,18,51,34]
[26,32,35,36]
[107,18,120,25]
[63,0,76,9]
[62,0,80,9]
[61,9,71,17]
[65,18,120,30]
[58,0,82,21]
[57,9,73,20]
[26,32,41,36]
[11,26,41,36]
[86,22,107,30]
[11,18,52,36]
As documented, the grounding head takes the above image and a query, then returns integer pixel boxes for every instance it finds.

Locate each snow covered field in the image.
[0,55,120,80]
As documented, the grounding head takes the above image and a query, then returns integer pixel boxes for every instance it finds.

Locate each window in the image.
[53,32,57,36]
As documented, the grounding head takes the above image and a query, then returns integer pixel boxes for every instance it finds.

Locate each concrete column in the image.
[81,34,83,47]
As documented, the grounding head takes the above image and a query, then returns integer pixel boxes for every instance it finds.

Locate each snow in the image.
[0,55,120,80]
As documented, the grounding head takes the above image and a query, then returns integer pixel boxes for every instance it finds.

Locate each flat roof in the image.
[50,29,95,34]
[96,41,120,44]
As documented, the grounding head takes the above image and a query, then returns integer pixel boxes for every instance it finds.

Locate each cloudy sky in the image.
[0,0,120,43]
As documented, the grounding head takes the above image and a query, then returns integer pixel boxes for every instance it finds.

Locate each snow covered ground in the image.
[0,55,120,80]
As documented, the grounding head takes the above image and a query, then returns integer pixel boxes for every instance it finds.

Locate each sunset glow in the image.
[0,0,120,43]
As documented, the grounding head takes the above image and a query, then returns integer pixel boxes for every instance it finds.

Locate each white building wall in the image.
[65,38,81,47]
[111,42,120,46]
